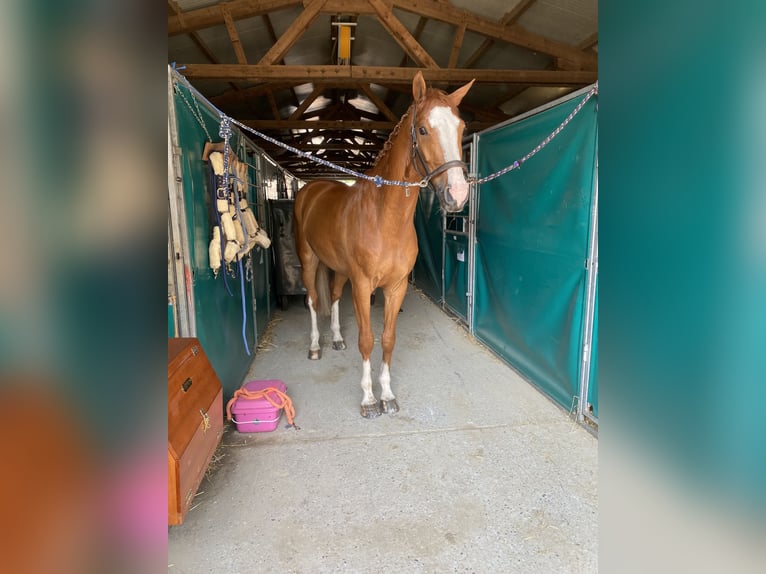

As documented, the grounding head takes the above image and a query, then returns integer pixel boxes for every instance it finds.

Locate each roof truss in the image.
[169,0,597,179]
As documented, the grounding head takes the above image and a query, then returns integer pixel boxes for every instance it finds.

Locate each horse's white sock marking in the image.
[429,105,468,205]
[379,362,395,401]
[330,300,342,343]
[308,296,320,352]
[360,359,375,405]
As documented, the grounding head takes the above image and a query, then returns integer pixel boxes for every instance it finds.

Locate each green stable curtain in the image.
[474,94,598,410]
[413,185,443,302]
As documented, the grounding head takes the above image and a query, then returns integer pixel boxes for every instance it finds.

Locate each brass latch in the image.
[200,408,211,433]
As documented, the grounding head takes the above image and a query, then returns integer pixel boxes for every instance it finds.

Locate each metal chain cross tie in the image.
[470,84,597,185]
[173,71,596,190]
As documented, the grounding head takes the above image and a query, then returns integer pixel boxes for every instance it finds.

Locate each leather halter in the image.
[410,104,467,188]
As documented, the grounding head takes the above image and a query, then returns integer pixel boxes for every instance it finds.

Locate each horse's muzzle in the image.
[440,168,469,212]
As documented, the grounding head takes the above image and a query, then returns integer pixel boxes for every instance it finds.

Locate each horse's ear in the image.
[448,78,475,106]
[413,71,427,102]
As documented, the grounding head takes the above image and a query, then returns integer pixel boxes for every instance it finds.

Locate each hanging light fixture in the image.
[331,19,356,65]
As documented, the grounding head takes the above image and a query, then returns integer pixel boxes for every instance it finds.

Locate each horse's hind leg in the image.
[298,251,322,360]
[330,273,348,350]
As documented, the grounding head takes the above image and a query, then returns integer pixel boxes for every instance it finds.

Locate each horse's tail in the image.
[314,262,332,317]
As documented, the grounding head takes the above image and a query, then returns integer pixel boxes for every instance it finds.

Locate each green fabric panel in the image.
[413,186,442,301]
[173,84,256,400]
[444,233,468,320]
[168,303,175,338]
[474,95,597,410]
[588,280,598,418]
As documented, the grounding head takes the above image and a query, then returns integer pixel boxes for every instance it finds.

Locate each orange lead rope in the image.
[226,387,299,430]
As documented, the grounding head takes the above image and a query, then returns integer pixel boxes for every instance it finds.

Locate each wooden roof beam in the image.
[169,0,594,69]
[168,0,302,36]
[359,84,398,122]
[258,0,329,65]
[259,142,383,151]
[289,85,326,119]
[368,0,439,69]
[262,13,300,107]
[462,0,535,69]
[578,32,598,51]
[448,22,467,69]
[222,4,248,65]
[241,119,495,130]
[181,64,597,85]
[267,90,281,119]
[398,16,428,67]
[391,0,596,69]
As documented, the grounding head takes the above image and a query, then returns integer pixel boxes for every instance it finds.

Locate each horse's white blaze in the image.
[308,296,320,352]
[360,359,375,405]
[379,362,395,401]
[429,105,469,206]
[330,300,342,343]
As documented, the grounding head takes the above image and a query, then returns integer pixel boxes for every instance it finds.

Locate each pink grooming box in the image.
[230,379,287,433]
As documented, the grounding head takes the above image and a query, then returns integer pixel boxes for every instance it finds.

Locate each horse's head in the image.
[410,72,475,213]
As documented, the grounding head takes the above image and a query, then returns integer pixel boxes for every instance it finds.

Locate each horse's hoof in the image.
[332,340,346,351]
[381,399,399,414]
[360,403,382,419]
[308,349,322,360]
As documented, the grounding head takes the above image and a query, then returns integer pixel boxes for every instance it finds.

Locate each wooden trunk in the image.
[168,338,223,525]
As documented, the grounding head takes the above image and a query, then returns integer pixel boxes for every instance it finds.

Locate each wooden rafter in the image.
[399,16,428,67]
[168,0,243,95]
[221,4,248,64]
[168,0,302,36]
[448,22,466,69]
[267,90,281,119]
[289,85,325,119]
[240,119,495,130]
[358,84,398,122]
[211,82,301,105]
[260,142,384,151]
[169,1,598,179]
[169,0,596,69]
[368,0,438,69]
[180,64,596,85]
[462,0,535,69]
[257,0,329,66]
[391,0,595,69]
[578,32,598,51]
[261,14,300,108]
[459,102,508,123]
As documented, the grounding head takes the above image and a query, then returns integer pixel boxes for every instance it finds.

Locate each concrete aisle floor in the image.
[168,286,597,573]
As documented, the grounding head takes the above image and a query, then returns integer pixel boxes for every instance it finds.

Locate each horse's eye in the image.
[419,126,428,136]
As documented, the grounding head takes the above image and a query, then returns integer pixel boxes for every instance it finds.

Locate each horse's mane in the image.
[370,102,414,171]
[370,88,454,171]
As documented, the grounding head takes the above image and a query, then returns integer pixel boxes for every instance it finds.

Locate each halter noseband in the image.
[410,104,468,188]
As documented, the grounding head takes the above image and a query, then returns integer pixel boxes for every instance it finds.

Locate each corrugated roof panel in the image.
[517,0,597,47]
[449,0,516,22]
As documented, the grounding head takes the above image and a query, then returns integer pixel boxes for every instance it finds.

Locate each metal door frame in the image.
[167,66,196,337]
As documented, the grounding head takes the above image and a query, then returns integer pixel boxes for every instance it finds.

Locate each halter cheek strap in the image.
[410,105,468,187]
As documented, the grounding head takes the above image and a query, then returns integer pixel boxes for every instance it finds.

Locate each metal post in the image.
[441,213,446,307]
[467,134,479,334]
[167,66,197,337]
[577,143,598,424]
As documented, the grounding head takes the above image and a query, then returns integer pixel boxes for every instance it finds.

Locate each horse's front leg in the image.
[351,284,380,418]
[379,281,408,414]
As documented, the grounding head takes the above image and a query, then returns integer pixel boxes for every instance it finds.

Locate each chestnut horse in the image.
[293,72,474,418]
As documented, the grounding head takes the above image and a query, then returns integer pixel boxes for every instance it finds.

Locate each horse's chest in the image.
[352,232,417,274]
